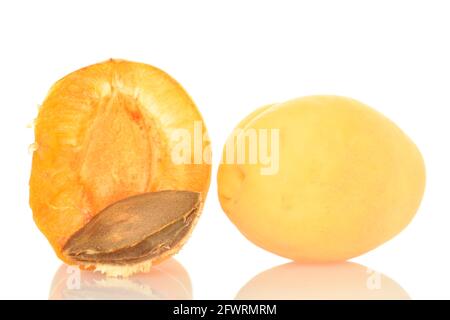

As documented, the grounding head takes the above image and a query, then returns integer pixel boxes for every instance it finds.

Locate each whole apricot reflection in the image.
[49,258,192,300]
[236,262,410,300]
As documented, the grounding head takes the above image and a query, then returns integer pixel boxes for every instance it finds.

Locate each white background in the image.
[0,0,449,299]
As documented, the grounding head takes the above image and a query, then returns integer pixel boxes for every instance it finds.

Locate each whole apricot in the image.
[217,96,425,262]
[30,59,211,276]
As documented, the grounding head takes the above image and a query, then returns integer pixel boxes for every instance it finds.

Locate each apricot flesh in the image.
[217,96,425,262]
[30,59,211,276]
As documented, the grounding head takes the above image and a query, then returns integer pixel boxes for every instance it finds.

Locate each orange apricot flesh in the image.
[30,59,211,276]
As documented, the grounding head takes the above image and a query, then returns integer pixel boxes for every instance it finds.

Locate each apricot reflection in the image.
[236,262,410,300]
[49,259,192,300]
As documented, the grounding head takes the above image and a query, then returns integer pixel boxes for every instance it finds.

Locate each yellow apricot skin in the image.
[217,96,426,262]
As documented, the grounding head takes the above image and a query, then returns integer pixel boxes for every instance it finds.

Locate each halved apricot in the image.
[30,59,211,276]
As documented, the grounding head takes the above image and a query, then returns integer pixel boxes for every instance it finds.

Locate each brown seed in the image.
[63,190,201,265]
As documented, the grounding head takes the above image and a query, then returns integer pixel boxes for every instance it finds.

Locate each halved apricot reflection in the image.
[30,59,211,276]
[49,259,192,300]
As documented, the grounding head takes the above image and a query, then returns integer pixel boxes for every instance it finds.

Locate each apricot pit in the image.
[63,191,201,265]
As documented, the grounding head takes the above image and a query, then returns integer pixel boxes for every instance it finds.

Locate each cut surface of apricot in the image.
[30,59,211,276]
